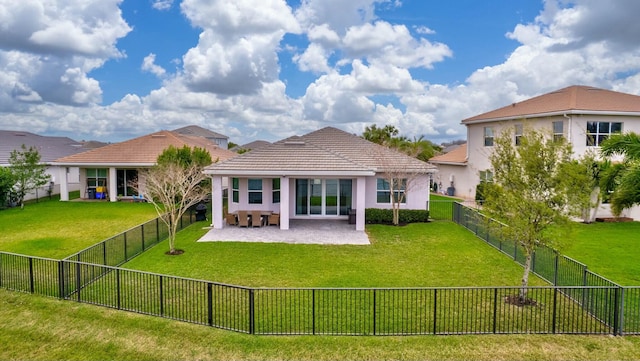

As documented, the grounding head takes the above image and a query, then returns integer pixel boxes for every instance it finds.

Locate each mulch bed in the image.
[595,217,634,222]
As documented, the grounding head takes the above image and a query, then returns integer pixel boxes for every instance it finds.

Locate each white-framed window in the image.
[514,124,523,146]
[484,127,494,146]
[552,121,564,142]
[586,121,622,146]
[248,178,262,204]
[272,178,280,204]
[232,178,239,203]
[479,170,493,183]
[86,168,107,188]
[376,178,406,204]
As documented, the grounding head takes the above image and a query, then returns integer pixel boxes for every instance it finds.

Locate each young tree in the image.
[138,145,212,255]
[9,145,50,208]
[599,132,640,216]
[482,129,578,303]
[369,145,431,225]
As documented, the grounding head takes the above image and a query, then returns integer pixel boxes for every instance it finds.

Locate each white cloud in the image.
[152,0,174,11]
[142,53,167,78]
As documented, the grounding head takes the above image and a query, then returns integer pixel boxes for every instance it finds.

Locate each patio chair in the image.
[250,210,263,227]
[237,211,249,227]
[268,213,280,226]
[225,213,237,226]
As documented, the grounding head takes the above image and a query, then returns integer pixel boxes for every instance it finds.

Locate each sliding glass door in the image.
[295,179,352,216]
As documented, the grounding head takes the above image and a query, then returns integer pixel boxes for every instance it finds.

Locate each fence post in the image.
[159,276,164,316]
[103,242,107,266]
[432,289,437,335]
[29,257,34,293]
[552,287,558,334]
[207,283,213,327]
[141,224,145,251]
[532,251,536,274]
[312,289,316,335]
[614,287,622,336]
[249,289,255,334]
[76,261,81,302]
[116,268,121,310]
[156,218,160,243]
[58,261,65,299]
[372,289,377,336]
[492,288,498,334]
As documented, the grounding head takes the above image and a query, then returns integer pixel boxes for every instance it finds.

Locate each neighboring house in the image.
[0,130,103,201]
[54,130,237,202]
[173,125,229,149]
[204,127,437,231]
[432,85,640,219]
[428,143,470,198]
[230,140,271,153]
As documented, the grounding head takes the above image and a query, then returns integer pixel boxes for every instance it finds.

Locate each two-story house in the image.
[430,85,640,219]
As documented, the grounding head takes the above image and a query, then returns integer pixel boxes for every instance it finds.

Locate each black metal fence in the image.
[64,211,196,266]
[1,253,638,335]
[2,202,640,336]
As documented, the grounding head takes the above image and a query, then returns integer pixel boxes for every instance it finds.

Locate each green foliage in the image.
[475,182,488,202]
[156,145,212,167]
[365,208,429,224]
[0,167,15,208]
[599,132,640,215]
[362,124,441,161]
[482,128,580,297]
[559,151,603,222]
[8,144,50,208]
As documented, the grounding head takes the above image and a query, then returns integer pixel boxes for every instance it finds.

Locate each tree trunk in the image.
[519,253,532,302]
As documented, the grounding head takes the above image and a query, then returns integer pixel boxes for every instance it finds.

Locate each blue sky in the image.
[2,0,640,145]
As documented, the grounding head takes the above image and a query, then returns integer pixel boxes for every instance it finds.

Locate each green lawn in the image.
[2,289,640,361]
[562,221,640,285]
[124,221,546,288]
[0,198,157,259]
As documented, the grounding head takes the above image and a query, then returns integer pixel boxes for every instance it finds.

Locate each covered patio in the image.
[198,219,370,245]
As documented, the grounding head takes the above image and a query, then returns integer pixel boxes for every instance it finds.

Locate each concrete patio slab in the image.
[197,219,370,245]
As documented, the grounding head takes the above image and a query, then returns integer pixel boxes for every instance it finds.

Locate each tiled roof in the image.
[173,125,228,139]
[429,143,467,165]
[54,130,237,166]
[0,130,93,164]
[462,85,640,124]
[230,140,271,152]
[204,127,436,175]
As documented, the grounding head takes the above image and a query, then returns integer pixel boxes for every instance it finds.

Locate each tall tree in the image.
[362,124,399,146]
[482,129,578,303]
[8,145,49,208]
[599,132,640,216]
[560,151,603,223]
[362,125,441,161]
[137,145,212,255]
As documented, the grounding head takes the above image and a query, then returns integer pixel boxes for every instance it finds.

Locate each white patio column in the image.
[109,167,117,202]
[59,167,69,201]
[212,176,224,229]
[356,176,366,231]
[279,176,289,230]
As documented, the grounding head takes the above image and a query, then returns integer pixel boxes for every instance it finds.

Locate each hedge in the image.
[365,208,429,224]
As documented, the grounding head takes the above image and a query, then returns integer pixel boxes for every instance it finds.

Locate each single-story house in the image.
[427,143,470,198]
[54,129,237,202]
[0,130,105,202]
[204,127,437,231]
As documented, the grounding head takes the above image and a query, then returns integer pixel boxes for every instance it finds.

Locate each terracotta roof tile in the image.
[54,130,237,165]
[429,143,467,164]
[462,85,640,124]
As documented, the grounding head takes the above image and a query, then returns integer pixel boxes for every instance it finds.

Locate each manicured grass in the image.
[2,289,640,361]
[562,221,640,285]
[124,221,546,288]
[0,198,157,259]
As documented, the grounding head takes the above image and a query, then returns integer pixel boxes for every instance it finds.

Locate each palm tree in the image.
[599,132,640,216]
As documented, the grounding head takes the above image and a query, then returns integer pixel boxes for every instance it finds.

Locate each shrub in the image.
[365,208,429,224]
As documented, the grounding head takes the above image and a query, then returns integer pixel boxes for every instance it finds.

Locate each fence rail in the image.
[1,202,640,336]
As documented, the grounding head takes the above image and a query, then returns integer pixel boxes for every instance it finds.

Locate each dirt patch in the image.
[165,249,185,255]
[504,294,538,307]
